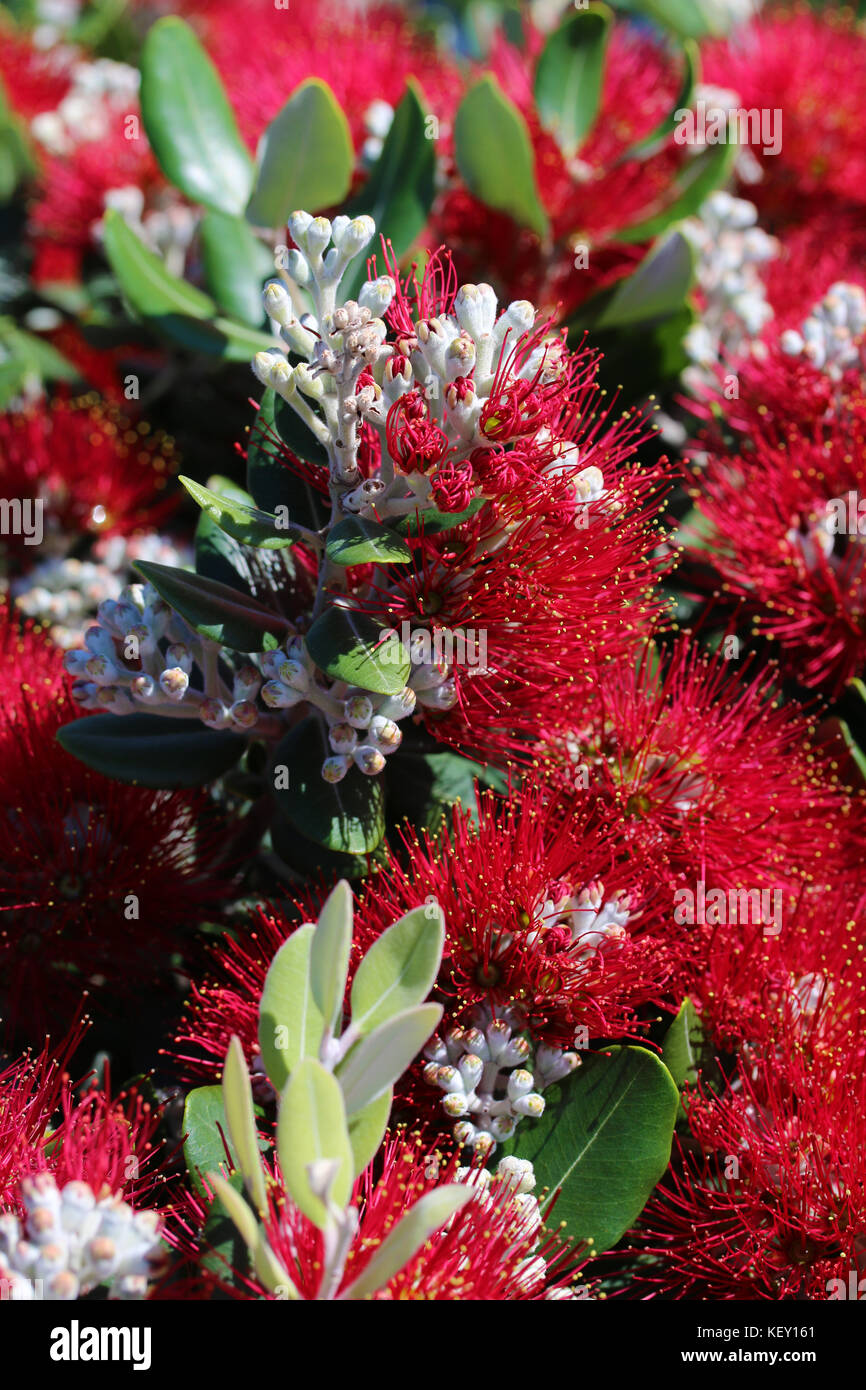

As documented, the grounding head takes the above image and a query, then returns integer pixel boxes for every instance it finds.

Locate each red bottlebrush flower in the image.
[28,136,163,286]
[545,636,864,908]
[630,1019,866,1300]
[0,1029,160,1211]
[683,359,866,696]
[0,19,72,121]
[0,608,235,1041]
[173,786,672,1096]
[429,459,475,512]
[188,0,461,152]
[702,5,866,225]
[763,211,866,333]
[432,19,686,316]
[0,395,178,571]
[197,1134,578,1301]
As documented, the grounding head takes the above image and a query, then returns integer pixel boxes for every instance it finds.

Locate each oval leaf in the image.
[511,1046,679,1254]
[617,140,737,244]
[340,80,436,301]
[258,924,324,1091]
[305,606,410,695]
[349,904,445,1037]
[595,229,695,330]
[183,1086,237,1197]
[342,1186,471,1299]
[246,78,353,228]
[276,1058,353,1229]
[347,1088,392,1177]
[535,4,611,158]
[56,713,244,788]
[336,1003,442,1116]
[181,475,300,550]
[134,558,289,651]
[326,517,412,566]
[199,209,273,325]
[222,1037,268,1215]
[140,16,253,213]
[454,75,548,238]
[309,880,353,1035]
[272,717,386,855]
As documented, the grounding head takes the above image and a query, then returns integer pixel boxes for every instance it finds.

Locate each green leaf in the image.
[387,497,485,537]
[615,0,728,40]
[272,716,386,855]
[620,39,699,161]
[206,1172,259,1254]
[661,997,705,1091]
[140,16,253,213]
[276,1058,354,1229]
[326,517,412,566]
[336,1003,442,1115]
[341,1186,472,1299]
[309,880,353,1036]
[273,394,330,468]
[617,141,737,243]
[349,904,445,1037]
[181,475,300,550]
[347,1089,392,1176]
[454,75,548,238]
[246,78,353,228]
[102,211,273,359]
[134,559,290,651]
[305,607,410,695]
[340,81,436,301]
[534,4,611,157]
[386,745,507,834]
[594,229,695,330]
[222,1037,268,1215]
[56,713,245,789]
[511,1046,679,1254]
[183,1086,237,1197]
[257,924,323,1091]
[199,209,273,326]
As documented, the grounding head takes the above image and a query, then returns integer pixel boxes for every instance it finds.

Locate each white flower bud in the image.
[328,721,358,754]
[261,680,305,709]
[159,667,189,702]
[358,275,396,316]
[506,1068,535,1101]
[353,744,386,776]
[275,658,308,692]
[343,694,373,728]
[262,280,295,328]
[376,686,416,720]
[454,282,498,339]
[512,1092,545,1119]
[322,755,351,783]
[496,1156,536,1194]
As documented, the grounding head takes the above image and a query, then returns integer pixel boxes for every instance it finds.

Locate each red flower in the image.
[430,460,475,512]
[630,1013,866,1300]
[193,0,462,151]
[0,609,235,1041]
[0,395,178,571]
[702,5,866,225]
[545,636,864,909]
[683,354,866,695]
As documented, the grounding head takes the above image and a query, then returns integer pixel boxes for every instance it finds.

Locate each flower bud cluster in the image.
[683,192,777,378]
[0,1173,165,1301]
[780,282,866,379]
[424,1004,580,1156]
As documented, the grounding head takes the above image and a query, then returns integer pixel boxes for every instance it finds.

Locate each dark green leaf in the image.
[534,4,611,157]
[246,389,329,529]
[594,230,695,329]
[199,209,273,326]
[387,497,485,537]
[511,1046,679,1254]
[140,16,253,213]
[305,607,409,695]
[246,78,353,228]
[272,716,386,854]
[661,997,705,1090]
[56,713,245,788]
[326,517,412,566]
[620,39,699,161]
[183,1086,237,1197]
[181,475,301,549]
[340,81,436,301]
[454,75,548,238]
[134,559,290,651]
